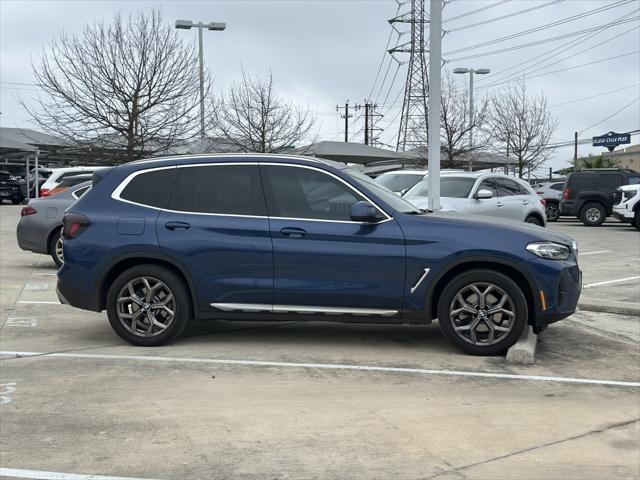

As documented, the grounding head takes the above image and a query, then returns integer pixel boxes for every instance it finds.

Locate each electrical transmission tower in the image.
[389,0,429,152]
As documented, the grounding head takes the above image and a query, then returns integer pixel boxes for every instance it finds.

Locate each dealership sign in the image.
[592,131,631,151]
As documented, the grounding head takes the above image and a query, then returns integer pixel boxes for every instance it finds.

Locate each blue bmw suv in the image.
[57,155,581,355]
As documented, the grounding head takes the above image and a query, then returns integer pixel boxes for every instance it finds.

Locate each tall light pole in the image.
[453,67,490,171]
[427,0,442,211]
[175,19,226,140]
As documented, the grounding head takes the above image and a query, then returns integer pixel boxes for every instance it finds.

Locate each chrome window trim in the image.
[111,161,393,225]
[409,268,430,294]
[211,303,399,317]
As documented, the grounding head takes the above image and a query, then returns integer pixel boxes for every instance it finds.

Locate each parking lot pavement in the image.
[1,204,640,480]
[550,219,640,307]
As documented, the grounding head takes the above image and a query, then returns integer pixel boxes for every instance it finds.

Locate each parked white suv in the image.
[40,166,106,197]
[612,184,640,229]
[375,169,464,195]
[405,172,547,226]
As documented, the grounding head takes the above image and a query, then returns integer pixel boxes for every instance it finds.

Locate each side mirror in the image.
[399,188,409,196]
[476,188,494,199]
[350,201,381,222]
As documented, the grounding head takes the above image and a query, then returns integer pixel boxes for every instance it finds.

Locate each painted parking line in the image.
[580,250,611,256]
[0,467,161,480]
[17,301,61,305]
[2,350,639,388]
[583,275,640,289]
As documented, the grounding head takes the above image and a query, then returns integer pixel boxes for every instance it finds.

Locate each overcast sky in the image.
[1,0,639,176]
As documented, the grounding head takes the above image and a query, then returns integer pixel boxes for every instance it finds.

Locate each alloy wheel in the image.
[116,276,175,337]
[546,204,559,221]
[448,282,515,346]
[585,207,601,223]
[55,236,64,264]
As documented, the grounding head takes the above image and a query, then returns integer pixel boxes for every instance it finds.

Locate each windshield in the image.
[344,168,422,213]
[375,173,424,192]
[406,177,477,199]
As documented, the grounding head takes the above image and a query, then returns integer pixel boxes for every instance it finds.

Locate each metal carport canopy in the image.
[296,141,418,165]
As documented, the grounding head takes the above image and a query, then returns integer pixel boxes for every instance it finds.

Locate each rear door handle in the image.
[280,227,307,238]
[496,202,504,207]
[522,200,530,205]
[164,221,191,231]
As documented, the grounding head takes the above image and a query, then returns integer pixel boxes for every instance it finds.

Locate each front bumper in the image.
[612,206,633,222]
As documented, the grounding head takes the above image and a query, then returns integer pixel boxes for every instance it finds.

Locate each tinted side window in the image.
[120,168,177,208]
[629,176,640,185]
[477,178,498,196]
[496,178,521,196]
[569,173,593,190]
[263,166,364,221]
[550,183,564,191]
[167,165,258,215]
[596,174,622,191]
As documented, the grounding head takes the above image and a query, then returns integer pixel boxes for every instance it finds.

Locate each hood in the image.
[618,184,640,192]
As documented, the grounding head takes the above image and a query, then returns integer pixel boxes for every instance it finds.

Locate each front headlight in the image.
[526,241,571,260]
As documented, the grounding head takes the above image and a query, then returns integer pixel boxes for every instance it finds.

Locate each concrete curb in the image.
[506,325,537,365]
[578,298,640,317]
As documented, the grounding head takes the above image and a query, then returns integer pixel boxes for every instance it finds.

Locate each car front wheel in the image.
[437,269,528,355]
[634,210,640,230]
[49,230,64,267]
[106,265,191,346]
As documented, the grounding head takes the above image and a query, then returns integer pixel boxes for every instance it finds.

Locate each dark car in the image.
[17,181,92,266]
[560,168,640,226]
[57,155,581,355]
[0,170,25,204]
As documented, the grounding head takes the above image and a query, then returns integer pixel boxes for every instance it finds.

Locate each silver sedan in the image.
[16,182,91,267]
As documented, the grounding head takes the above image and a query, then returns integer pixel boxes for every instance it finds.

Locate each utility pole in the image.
[365,103,369,145]
[336,101,352,142]
[355,101,379,145]
[427,0,441,211]
[574,131,578,163]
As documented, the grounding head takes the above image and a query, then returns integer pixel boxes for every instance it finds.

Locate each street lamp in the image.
[175,20,226,140]
[453,67,490,171]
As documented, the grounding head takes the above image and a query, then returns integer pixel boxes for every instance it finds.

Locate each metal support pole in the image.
[198,25,205,139]
[364,103,369,145]
[34,149,39,199]
[25,155,30,201]
[574,131,578,163]
[468,71,474,172]
[344,102,349,142]
[427,0,441,211]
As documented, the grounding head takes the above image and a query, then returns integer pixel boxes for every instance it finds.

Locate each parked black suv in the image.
[560,168,640,226]
[0,170,25,205]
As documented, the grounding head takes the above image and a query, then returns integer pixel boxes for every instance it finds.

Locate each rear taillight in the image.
[40,188,50,197]
[535,191,544,195]
[562,187,570,200]
[540,199,546,206]
[21,206,37,217]
[48,187,66,196]
[62,212,90,239]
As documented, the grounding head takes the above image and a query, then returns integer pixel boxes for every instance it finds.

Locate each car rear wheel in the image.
[106,265,191,346]
[545,203,559,222]
[437,269,528,356]
[49,230,64,267]
[580,202,606,226]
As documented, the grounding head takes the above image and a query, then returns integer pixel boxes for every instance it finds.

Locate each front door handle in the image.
[165,221,191,231]
[522,200,530,205]
[496,202,504,207]
[280,227,307,238]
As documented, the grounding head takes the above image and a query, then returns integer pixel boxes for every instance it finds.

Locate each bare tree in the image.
[490,79,557,178]
[23,10,205,162]
[440,73,491,167]
[211,71,316,153]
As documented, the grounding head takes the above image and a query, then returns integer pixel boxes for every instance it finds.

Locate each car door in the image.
[156,163,273,313]
[465,177,503,217]
[260,163,406,314]
[495,177,527,221]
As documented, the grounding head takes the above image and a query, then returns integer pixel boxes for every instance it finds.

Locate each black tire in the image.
[525,215,543,226]
[106,264,191,346]
[437,269,528,356]
[579,202,606,226]
[48,230,63,268]
[11,197,22,205]
[545,202,559,222]
[634,210,640,230]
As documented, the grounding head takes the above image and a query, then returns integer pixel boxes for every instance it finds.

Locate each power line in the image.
[443,0,511,23]
[549,84,640,108]
[447,0,564,33]
[446,0,632,55]
[470,6,639,91]
[578,97,640,134]
[446,15,639,62]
